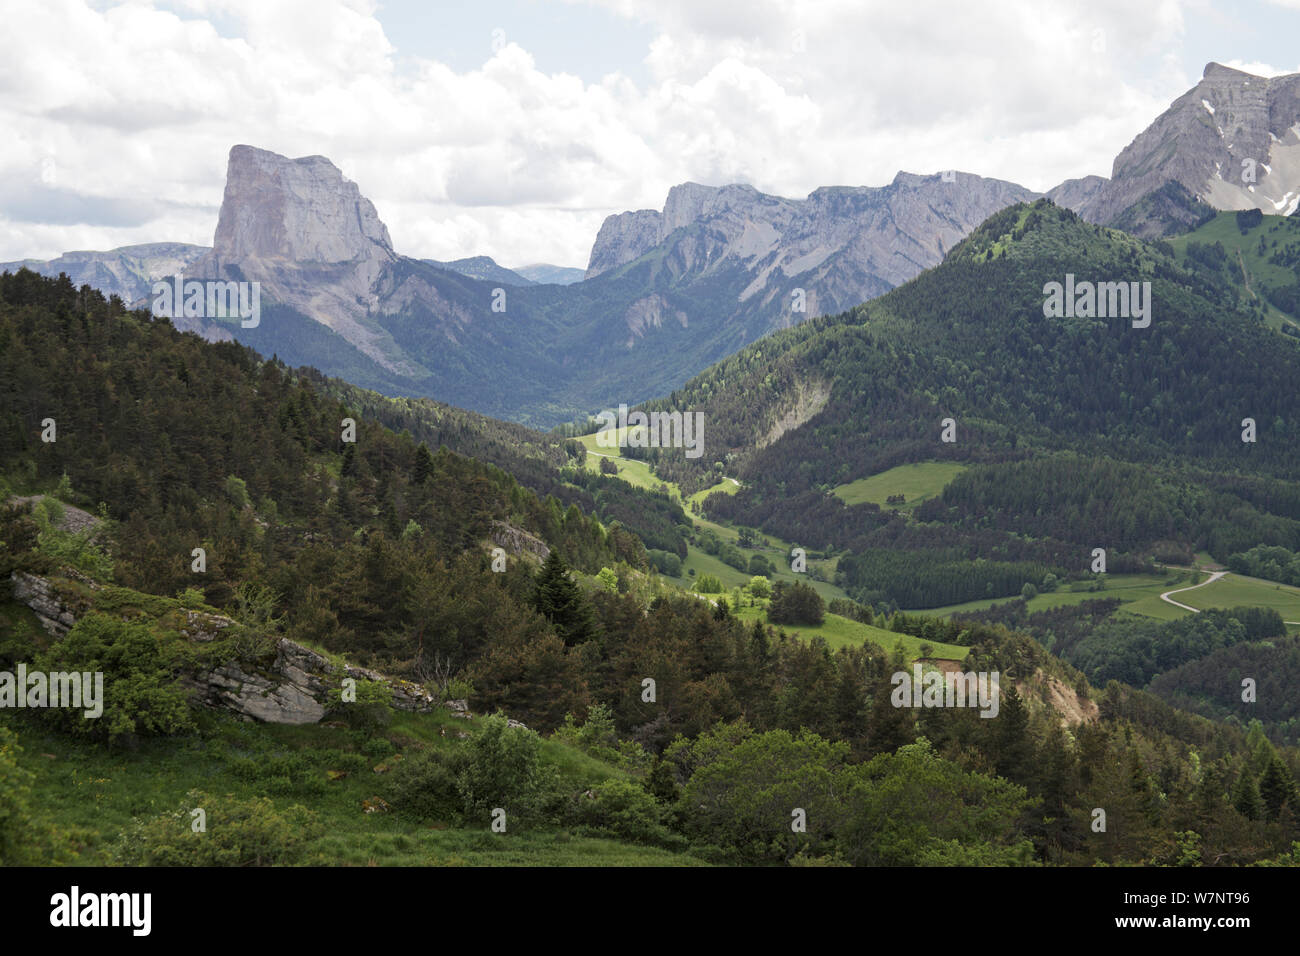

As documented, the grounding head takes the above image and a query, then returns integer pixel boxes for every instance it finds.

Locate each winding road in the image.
[1159,570,1227,612]
[1160,569,1300,625]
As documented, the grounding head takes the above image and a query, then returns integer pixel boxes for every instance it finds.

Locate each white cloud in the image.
[1221,59,1300,76]
[0,0,1254,269]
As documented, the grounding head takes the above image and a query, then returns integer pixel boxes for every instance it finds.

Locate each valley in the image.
[5,39,1300,881]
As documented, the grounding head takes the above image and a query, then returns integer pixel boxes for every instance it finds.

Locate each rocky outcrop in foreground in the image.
[9,571,438,726]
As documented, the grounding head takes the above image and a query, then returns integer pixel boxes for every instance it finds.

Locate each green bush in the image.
[456,714,559,826]
[386,749,466,822]
[33,612,196,743]
[361,736,396,759]
[0,726,35,864]
[325,678,394,733]
[695,574,724,594]
[572,779,679,847]
[110,790,321,866]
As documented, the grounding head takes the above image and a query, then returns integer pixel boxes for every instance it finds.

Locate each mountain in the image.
[159,146,1044,426]
[4,239,1294,872]
[426,259,585,287]
[639,200,1300,606]
[1052,63,1300,236]
[423,255,536,286]
[515,263,585,285]
[584,173,1041,316]
[0,242,209,303]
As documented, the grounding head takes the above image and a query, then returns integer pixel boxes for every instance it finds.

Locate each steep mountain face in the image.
[584,173,1042,319]
[585,208,663,277]
[1054,63,1300,234]
[0,242,209,303]
[100,146,1042,426]
[186,145,417,370]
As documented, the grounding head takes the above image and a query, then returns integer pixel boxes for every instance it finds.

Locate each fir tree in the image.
[1232,768,1263,821]
[532,550,598,646]
[1258,755,1297,821]
[412,443,434,485]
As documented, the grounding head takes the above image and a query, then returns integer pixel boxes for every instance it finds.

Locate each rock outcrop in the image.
[10,572,84,637]
[8,571,438,726]
[584,209,666,278]
[0,243,210,307]
[203,145,395,265]
[1052,63,1300,230]
[490,520,550,561]
[582,172,1042,319]
[187,146,413,373]
[187,637,438,725]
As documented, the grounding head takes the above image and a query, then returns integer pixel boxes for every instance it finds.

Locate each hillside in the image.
[6,268,1298,868]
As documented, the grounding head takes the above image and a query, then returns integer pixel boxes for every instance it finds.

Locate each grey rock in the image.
[9,571,439,725]
[9,572,81,637]
[490,520,550,561]
[583,172,1042,319]
[1062,63,1300,228]
[584,209,662,278]
[0,243,211,306]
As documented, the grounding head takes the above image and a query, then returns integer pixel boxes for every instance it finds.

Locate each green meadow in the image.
[830,461,968,511]
[4,705,707,867]
[733,606,969,661]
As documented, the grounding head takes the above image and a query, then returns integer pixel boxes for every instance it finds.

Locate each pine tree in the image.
[865,645,915,756]
[1232,768,1263,821]
[749,619,769,664]
[1258,755,1297,821]
[994,683,1034,781]
[412,443,434,485]
[532,550,598,646]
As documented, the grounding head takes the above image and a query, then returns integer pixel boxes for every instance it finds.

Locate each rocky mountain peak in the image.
[1054,64,1300,231]
[210,145,395,265]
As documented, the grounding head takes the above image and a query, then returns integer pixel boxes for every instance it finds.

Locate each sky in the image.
[2,0,1299,268]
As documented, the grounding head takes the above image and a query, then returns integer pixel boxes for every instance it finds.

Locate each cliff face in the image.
[204,145,395,265]
[583,172,1042,317]
[185,145,416,372]
[1054,63,1300,228]
[584,209,663,278]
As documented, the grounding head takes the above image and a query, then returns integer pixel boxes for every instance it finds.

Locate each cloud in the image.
[0,0,1241,269]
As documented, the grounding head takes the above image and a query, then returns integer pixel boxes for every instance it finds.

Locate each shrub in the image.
[0,726,35,865]
[110,790,320,866]
[386,749,466,823]
[456,714,558,825]
[572,779,679,847]
[695,574,724,594]
[768,581,825,625]
[32,612,196,743]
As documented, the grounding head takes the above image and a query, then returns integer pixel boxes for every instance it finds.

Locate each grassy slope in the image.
[4,693,705,867]
[831,461,968,511]
[1167,211,1300,331]
[1175,571,1300,623]
[578,429,847,601]
[733,606,969,661]
[910,572,1192,618]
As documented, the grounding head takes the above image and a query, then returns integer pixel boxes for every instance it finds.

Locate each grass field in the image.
[575,429,848,602]
[830,461,967,511]
[907,572,1192,618]
[5,704,707,867]
[1173,571,1300,624]
[733,606,969,661]
[1168,211,1300,332]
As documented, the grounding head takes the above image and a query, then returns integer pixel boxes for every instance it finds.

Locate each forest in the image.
[2,259,1299,868]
